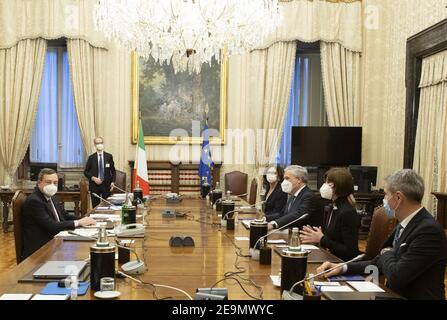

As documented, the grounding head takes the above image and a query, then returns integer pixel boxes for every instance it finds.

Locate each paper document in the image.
[267,239,287,244]
[95,206,121,211]
[300,244,319,250]
[90,214,122,221]
[347,281,385,292]
[270,275,281,287]
[320,285,354,292]
[31,294,69,300]
[0,294,32,300]
[235,237,250,241]
[314,281,340,287]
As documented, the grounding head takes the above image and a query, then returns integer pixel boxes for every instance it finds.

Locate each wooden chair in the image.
[224,171,248,199]
[12,190,27,264]
[79,178,89,216]
[112,170,127,193]
[365,206,397,260]
[248,178,258,205]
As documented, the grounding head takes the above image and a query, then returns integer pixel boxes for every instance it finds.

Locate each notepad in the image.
[320,285,354,292]
[41,282,90,296]
[347,281,385,292]
[31,294,69,300]
[0,294,32,300]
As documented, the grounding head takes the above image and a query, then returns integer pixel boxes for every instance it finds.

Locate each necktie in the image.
[287,196,296,213]
[48,199,60,222]
[99,154,104,180]
[392,224,403,248]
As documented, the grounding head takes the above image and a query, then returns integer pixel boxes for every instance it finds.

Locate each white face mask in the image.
[95,144,104,151]
[320,183,333,200]
[43,184,58,197]
[266,174,277,183]
[281,180,293,194]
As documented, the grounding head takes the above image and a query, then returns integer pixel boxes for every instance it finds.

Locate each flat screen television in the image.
[291,127,362,167]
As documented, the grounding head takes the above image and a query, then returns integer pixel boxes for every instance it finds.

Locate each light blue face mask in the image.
[383,198,395,219]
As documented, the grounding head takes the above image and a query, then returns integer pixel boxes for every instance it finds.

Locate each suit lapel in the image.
[395,210,425,248]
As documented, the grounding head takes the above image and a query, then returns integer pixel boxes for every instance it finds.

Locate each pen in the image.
[304,280,312,296]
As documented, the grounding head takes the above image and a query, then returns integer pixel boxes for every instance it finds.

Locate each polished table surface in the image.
[0,197,346,300]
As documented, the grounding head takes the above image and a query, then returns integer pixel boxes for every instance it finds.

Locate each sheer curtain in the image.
[277,53,327,166]
[30,48,85,167]
[30,49,58,163]
[277,55,308,166]
[61,51,85,167]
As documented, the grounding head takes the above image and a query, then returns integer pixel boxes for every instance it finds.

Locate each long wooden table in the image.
[0,190,81,232]
[0,197,382,300]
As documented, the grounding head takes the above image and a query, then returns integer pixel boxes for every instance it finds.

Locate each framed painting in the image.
[131,53,228,144]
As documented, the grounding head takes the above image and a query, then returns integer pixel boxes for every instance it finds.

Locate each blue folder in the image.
[328,275,365,282]
[41,282,90,296]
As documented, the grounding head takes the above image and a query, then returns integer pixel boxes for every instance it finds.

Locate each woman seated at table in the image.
[263,165,288,217]
[299,168,360,261]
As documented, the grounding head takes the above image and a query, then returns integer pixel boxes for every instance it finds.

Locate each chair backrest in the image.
[57,172,65,190]
[112,170,127,193]
[365,206,397,259]
[248,178,257,205]
[224,171,248,199]
[79,178,89,216]
[12,190,27,264]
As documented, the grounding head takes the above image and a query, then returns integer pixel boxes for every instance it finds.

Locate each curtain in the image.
[61,51,85,167]
[277,53,327,166]
[321,41,361,126]
[67,39,107,154]
[30,48,58,164]
[0,0,107,50]
[413,50,447,213]
[259,0,362,52]
[0,38,47,185]
[277,55,309,166]
[222,41,296,196]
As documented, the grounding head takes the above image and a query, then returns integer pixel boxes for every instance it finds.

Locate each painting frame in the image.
[131,52,228,145]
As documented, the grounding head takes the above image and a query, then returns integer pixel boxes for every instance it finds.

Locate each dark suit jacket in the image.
[320,197,360,261]
[266,185,322,229]
[264,183,287,216]
[22,187,77,259]
[84,152,116,188]
[346,208,447,300]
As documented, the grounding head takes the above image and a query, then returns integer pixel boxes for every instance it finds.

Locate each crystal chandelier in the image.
[94,0,282,73]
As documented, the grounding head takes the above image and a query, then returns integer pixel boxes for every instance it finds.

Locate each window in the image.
[276,45,327,166]
[30,47,85,168]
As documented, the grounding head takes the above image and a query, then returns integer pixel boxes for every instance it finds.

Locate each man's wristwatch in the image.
[272,221,278,229]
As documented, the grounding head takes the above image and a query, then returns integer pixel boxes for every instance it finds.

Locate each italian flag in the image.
[133,119,150,195]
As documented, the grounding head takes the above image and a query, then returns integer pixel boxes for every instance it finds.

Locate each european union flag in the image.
[198,118,213,186]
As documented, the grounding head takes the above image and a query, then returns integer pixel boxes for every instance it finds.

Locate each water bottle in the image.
[70,275,78,300]
[288,227,301,252]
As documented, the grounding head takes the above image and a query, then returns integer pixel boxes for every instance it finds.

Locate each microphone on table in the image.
[111,184,128,193]
[251,213,310,255]
[90,192,116,207]
[68,230,146,275]
[282,253,366,300]
[222,200,266,220]
[221,200,266,230]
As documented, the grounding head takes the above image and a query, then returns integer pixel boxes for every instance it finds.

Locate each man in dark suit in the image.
[22,168,96,260]
[317,169,447,300]
[84,137,116,208]
[267,165,322,230]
